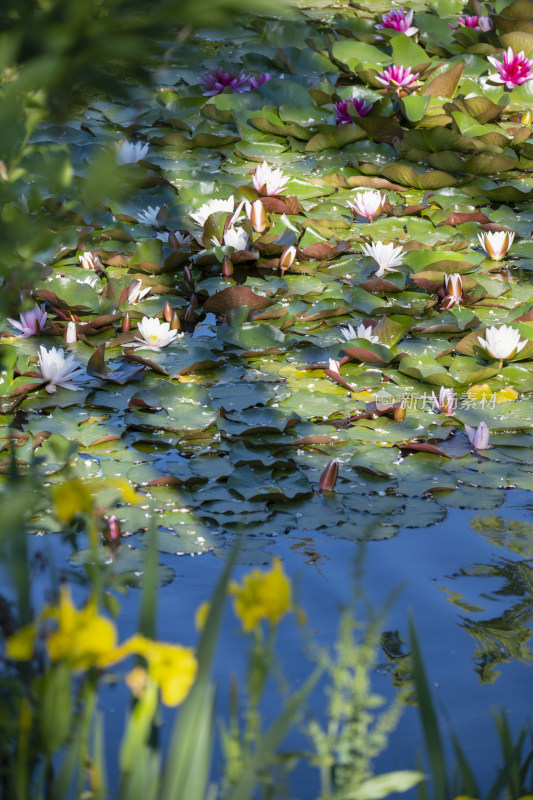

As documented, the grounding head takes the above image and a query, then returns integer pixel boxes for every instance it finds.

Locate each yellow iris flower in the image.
[229,558,292,632]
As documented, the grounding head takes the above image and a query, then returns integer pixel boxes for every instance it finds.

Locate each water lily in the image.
[487,48,533,89]
[38,346,86,393]
[319,459,339,491]
[115,140,149,165]
[328,358,341,374]
[129,316,179,351]
[199,68,250,95]
[360,240,403,276]
[376,65,421,91]
[248,73,271,90]
[334,98,373,125]
[190,196,235,228]
[477,324,527,361]
[156,230,194,246]
[252,161,289,196]
[79,252,99,270]
[65,321,77,344]
[347,190,386,222]
[450,15,493,31]
[137,206,161,227]
[477,230,515,260]
[465,421,490,450]
[213,225,249,251]
[128,280,151,304]
[279,245,296,273]
[8,304,47,337]
[376,8,418,36]
[442,273,463,308]
[340,323,380,343]
[432,387,456,415]
[245,199,268,233]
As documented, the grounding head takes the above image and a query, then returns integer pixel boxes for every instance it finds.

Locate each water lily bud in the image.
[280,245,296,275]
[222,256,234,278]
[170,311,180,331]
[478,230,515,261]
[319,459,339,491]
[189,293,199,310]
[104,514,121,542]
[164,300,173,323]
[65,321,77,343]
[122,312,131,333]
[168,231,179,249]
[394,405,406,421]
[246,199,268,233]
[443,272,463,308]
[521,110,532,125]
[183,266,193,287]
[465,421,490,451]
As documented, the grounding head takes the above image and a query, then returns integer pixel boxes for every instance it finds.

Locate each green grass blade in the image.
[227,666,322,800]
[450,731,479,798]
[408,616,448,800]
[139,521,158,639]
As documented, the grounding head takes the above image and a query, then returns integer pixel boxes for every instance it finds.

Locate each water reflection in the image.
[440,514,533,684]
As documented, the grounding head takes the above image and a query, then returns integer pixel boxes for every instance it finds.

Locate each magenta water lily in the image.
[450,15,493,31]
[376,8,417,36]
[199,68,250,95]
[376,64,421,91]
[487,48,533,89]
[334,98,373,125]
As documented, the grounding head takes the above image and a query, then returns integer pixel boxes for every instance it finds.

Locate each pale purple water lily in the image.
[115,140,149,165]
[450,15,493,31]
[431,387,456,416]
[376,65,421,91]
[249,73,272,90]
[38,346,86,393]
[478,230,515,260]
[347,190,386,222]
[199,68,250,96]
[340,323,380,344]
[442,273,463,308]
[334,98,373,125]
[376,8,418,37]
[8,304,47,337]
[465,421,490,450]
[360,241,403,276]
[477,324,527,361]
[127,316,179,351]
[252,161,289,196]
[487,48,533,89]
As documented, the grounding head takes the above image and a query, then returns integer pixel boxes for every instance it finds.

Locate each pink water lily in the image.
[347,190,386,222]
[8,304,47,337]
[487,48,533,89]
[199,68,250,96]
[376,8,417,37]
[465,421,490,451]
[432,387,456,416]
[334,98,373,125]
[376,64,421,91]
[450,15,493,31]
[248,73,271,90]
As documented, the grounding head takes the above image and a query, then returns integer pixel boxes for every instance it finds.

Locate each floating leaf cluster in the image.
[2,0,533,566]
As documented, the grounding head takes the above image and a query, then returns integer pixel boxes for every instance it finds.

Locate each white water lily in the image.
[76,274,101,289]
[221,225,249,250]
[8,304,47,337]
[328,358,341,374]
[79,252,99,270]
[128,316,178,351]
[128,280,151,304]
[38,346,86,393]
[477,230,515,260]
[115,140,149,165]
[252,162,289,196]
[137,206,162,227]
[477,324,527,361]
[340,323,380,343]
[190,196,235,228]
[156,230,194,246]
[360,241,404,277]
